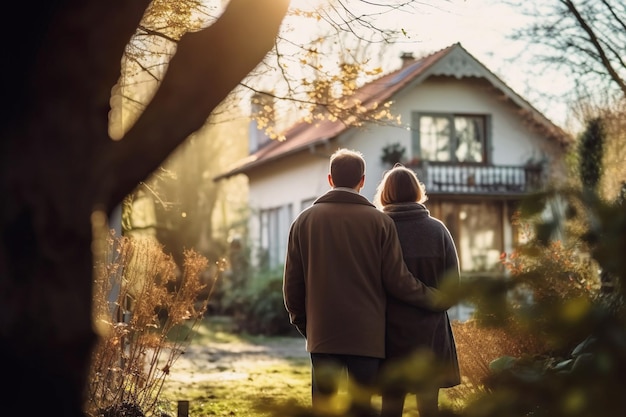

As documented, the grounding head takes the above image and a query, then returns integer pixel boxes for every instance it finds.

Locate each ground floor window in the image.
[300,197,316,212]
[259,204,292,269]
[440,201,504,273]
[434,200,508,321]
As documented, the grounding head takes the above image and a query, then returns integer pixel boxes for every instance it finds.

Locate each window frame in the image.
[440,201,504,273]
[259,204,292,270]
[411,112,491,164]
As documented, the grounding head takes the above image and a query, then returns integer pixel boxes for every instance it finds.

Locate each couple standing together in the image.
[283,148,460,417]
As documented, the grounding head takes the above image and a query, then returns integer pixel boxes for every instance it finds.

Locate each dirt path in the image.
[163,335,309,388]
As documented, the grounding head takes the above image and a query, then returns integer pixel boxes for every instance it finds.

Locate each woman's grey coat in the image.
[383,202,461,388]
[283,189,442,359]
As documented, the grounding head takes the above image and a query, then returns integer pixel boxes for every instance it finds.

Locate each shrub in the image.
[230,267,299,336]
[444,115,626,416]
[449,318,544,387]
[87,232,215,417]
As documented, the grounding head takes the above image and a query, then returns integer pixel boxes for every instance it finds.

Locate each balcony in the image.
[408,161,543,196]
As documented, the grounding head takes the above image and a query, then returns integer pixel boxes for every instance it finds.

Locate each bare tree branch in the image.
[99,0,290,209]
[561,0,626,96]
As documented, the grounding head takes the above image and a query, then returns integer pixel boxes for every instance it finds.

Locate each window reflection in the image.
[418,114,486,163]
[420,116,451,161]
[259,204,292,269]
[443,202,502,272]
[454,116,484,162]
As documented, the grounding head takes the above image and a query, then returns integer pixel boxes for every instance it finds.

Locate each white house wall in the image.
[339,127,400,201]
[338,76,561,201]
[247,149,331,267]
[397,77,557,165]
[248,151,331,210]
[244,75,564,270]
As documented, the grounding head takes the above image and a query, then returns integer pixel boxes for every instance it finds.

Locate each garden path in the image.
[163,332,309,390]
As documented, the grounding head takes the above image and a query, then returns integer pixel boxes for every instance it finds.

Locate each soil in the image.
[163,335,309,388]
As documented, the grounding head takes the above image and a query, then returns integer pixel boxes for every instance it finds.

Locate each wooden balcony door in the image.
[441,201,505,274]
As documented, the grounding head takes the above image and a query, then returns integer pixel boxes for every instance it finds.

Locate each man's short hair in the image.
[330,148,365,188]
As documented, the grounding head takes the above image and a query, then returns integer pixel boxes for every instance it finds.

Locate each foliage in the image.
[226,267,299,337]
[446,319,545,403]
[443,117,626,417]
[87,232,218,417]
[124,112,250,268]
[116,1,416,146]
[206,231,297,337]
[208,234,251,314]
[158,317,311,417]
[262,113,626,417]
[572,100,626,200]
[497,210,601,348]
[380,142,406,166]
[577,117,605,191]
[297,58,401,131]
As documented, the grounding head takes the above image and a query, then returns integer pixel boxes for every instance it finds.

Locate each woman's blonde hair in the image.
[374,164,427,208]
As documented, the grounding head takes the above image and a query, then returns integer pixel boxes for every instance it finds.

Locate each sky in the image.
[284,0,573,129]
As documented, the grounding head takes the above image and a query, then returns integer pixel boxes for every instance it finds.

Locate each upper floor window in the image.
[412,113,488,163]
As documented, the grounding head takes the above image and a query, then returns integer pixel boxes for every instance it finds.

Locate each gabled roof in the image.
[216,42,571,180]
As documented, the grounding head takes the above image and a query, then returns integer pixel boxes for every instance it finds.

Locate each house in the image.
[215,43,572,320]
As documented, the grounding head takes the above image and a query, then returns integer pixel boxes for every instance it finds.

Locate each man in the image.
[283,148,444,415]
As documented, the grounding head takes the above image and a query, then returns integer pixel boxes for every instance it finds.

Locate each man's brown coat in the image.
[283,188,440,358]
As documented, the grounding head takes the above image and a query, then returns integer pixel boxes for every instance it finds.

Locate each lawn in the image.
[158,316,312,417]
[157,317,476,417]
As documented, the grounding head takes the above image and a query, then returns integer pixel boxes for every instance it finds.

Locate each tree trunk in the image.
[0,0,289,415]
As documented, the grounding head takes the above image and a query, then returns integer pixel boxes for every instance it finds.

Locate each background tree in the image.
[124,112,249,268]
[507,0,626,101]
[507,0,626,198]
[578,117,605,192]
[0,1,289,416]
[117,1,413,272]
[572,100,626,200]
[0,2,442,415]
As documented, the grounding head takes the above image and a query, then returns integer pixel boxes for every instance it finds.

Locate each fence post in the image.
[177,400,189,417]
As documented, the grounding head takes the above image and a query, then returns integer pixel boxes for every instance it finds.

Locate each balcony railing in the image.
[409,161,543,195]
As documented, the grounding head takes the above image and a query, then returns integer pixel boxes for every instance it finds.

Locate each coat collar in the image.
[314,188,375,207]
[382,202,430,219]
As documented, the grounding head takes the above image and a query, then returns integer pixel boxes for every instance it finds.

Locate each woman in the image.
[374,164,461,417]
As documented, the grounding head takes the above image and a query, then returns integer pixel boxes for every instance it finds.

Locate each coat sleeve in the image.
[282,221,307,338]
[381,221,448,312]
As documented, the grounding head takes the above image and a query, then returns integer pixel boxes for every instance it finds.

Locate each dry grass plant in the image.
[443,319,544,409]
[87,231,219,416]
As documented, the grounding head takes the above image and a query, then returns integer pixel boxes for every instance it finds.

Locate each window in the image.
[412,113,488,163]
[259,204,292,270]
[300,197,316,212]
[441,202,503,273]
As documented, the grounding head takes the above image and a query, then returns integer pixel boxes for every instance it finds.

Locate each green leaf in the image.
[489,355,517,373]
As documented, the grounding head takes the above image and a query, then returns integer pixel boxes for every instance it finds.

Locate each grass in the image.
[90,234,507,416]
[158,316,311,417]
[92,309,538,416]
[157,317,480,417]
[175,360,310,417]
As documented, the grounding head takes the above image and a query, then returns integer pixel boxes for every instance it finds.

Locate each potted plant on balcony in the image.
[380,142,406,166]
